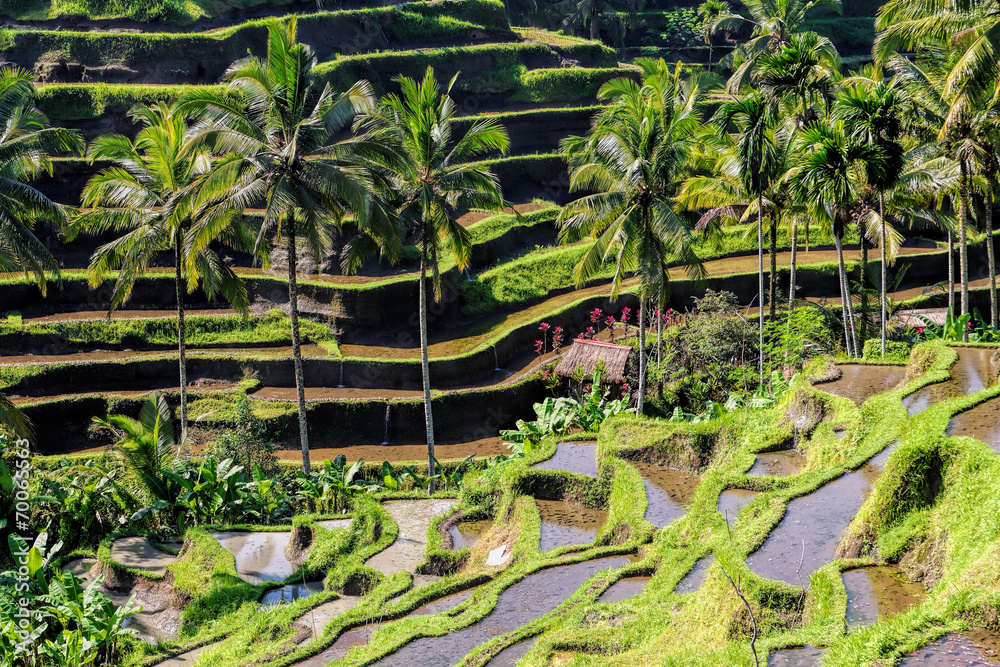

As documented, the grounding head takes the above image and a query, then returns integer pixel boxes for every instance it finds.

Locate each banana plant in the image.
[431,455,474,490]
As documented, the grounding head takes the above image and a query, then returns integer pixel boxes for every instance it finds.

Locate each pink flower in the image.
[534,340,544,355]
[586,326,596,338]
[539,322,550,332]
[918,327,924,334]
[591,308,603,323]
[607,316,616,326]
[620,307,631,323]
[541,370,551,380]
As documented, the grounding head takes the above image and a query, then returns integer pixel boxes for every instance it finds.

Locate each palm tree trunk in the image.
[834,231,853,356]
[959,164,970,341]
[880,193,887,357]
[420,242,437,493]
[988,184,997,328]
[804,220,809,253]
[656,302,663,368]
[788,217,797,308]
[859,229,869,343]
[174,238,189,459]
[757,196,764,383]
[638,299,646,414]
[286,218,311,475]
[769,213,777,320]
[948,230,955,314]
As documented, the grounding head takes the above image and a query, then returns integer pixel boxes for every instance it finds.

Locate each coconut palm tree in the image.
[73,102,251,451]
[713,91,781,379]
[560,59,706,413]
[548,0,639,49]
[0,67,83,289]
[178,18,382,474]
[697,0,732,72]
[790,120,881,356]
[835,74,907,356]
[353,67,508,490]
[0,68,81,441]
[707,0,842,91]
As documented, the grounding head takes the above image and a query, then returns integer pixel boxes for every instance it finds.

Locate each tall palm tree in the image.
[0,68,81,441]
[714,92,780,379]
[835,74,907,356]
[791,120,880,356]
[353,67,508,490]
[0,67,83,290]
[73,102,251,451]
[549,0,639,49]
[179,19,381,474]
[560,59,705,413]
[708,0,842,91]
[697,0,732,73]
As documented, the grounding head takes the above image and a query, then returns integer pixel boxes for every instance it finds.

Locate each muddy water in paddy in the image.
[536,499,608,552]
[294,622,386,667]
[901,632,1000,664]
[449,519,492,550]
[675,556,714,594]
[718,489,759,526]
[274,437,509,464]
[533,441,598,476]
[749,451,806,477]
[843,566,925,627]
[631,461,699,528]
[488,639,537,666]
[598,576,650,603]
[904,347,998,416]
[375,556,630,666]
[747,467,879,585]
[768,646,823,665]
[260,581,325,606]
[211,531,293,584]
[110,537,175,575]
[816,364,908,405]
[366,499,457,574]
[949,397,1000,453]
[411,588,477,616]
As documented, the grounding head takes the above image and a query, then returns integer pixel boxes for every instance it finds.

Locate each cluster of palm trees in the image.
[559,0,1000,394]
[2,20,509,482]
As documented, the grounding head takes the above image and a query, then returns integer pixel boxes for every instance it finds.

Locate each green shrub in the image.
[508,67,636,103]
[863,338,913,363]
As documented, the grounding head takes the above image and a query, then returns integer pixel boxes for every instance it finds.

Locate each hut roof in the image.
[555,339,633,383]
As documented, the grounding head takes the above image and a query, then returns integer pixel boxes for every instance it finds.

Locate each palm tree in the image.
[708,0,842,91]
[714,92,780,379]
[0,68,81,440]
[0,67,83,290]
[835,74,907,356]
[697,0,732,73]
[791,120,880,356]
[549,0,639,49]
[178,19,381,474]
[73,102,251,451]
[353,67,508,490]
[560,59,705,413]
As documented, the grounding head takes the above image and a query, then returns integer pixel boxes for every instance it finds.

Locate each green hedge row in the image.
[2,0,302,25]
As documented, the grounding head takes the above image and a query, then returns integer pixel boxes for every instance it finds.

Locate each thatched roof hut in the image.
[555,339,634,383]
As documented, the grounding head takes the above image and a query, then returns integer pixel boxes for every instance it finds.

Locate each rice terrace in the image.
[5,0,1000,664]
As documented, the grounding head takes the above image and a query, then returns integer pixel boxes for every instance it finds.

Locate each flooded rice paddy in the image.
[747,466,878,585]
[487,639,537,666]
[768,645,823,666]
[949,397,1000,453]
[904,347,998,416]
[718,488,759,526]
[536,499,608,552]
[260,581,326,606]
[749,450,806,476]
[843,566,925,627]
[109,536,176,575]
[211,530,293,584]
[817,364,908,405]
[295,622,386,667]
[631,461,699,528]
[597,576,650,603]
[900,633,1000,665]
[375,556,630,666]
[411,588,477,616]
[449,519,492,550]
[365,499,457,574]
[675,556,714,594]
[532,441,598,476]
